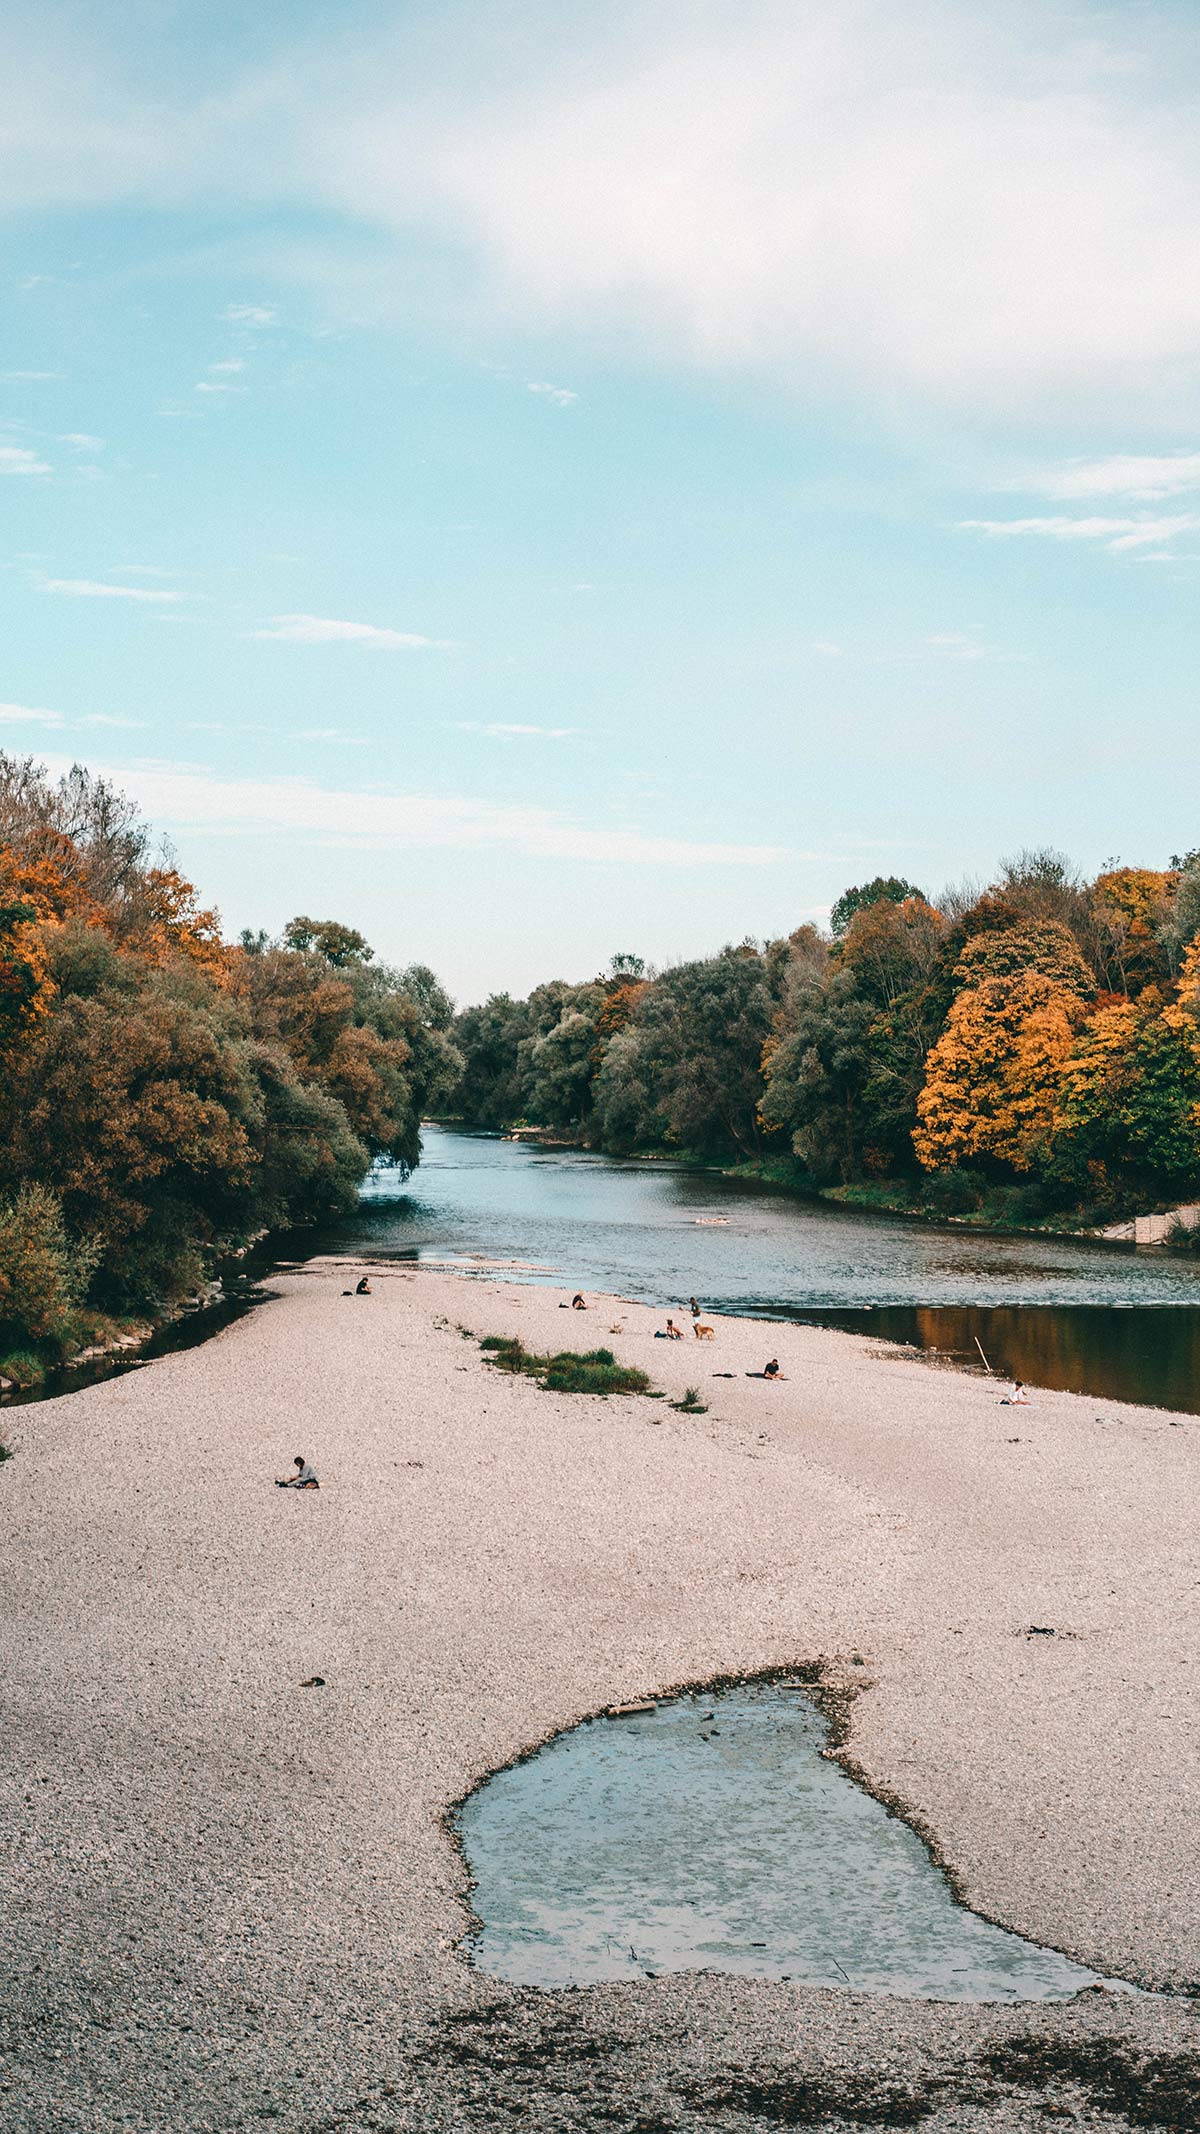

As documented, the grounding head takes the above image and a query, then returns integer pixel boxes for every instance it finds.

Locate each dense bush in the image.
[0,1184,94,1350]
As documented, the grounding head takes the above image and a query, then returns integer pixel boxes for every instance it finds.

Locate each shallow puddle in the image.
[455,1682,1100,2001]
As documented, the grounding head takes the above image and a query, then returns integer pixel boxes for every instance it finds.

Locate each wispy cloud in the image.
[0,702,143,732]
[194,379,246,395]
[0,700,63,726]
[960,514,1200,555]
[112,564,182,579]
[208,359,246,375]
[1015,452,1200,503]
[0,442,51,476]
[38,576,185,602]
[457,721,579,739]
[923,631,1022,663]
[527,380,578,407]
[59,431,103,452]
[247,612,447,648]
[224,304,276,327]
[1,370,62,382]
[47,759,787,868]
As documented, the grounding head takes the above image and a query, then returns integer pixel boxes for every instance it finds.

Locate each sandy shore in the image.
[2,1265,1198,2132]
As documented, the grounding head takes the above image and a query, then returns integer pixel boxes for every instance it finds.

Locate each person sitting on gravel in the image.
[654,1317,684,1340]
[276,1456,320,1489]
[1000,1380,1030,1405]
[762,1359,783,1380]
[571,1292,588,1309]
[355,1275,372,1295]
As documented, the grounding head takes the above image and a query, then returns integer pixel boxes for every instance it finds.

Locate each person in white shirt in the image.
[1000,1381,1029,1406]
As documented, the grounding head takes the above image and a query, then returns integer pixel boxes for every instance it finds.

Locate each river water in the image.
[341,1126,1200,1413]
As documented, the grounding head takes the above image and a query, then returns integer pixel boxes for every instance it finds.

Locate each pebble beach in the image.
[2,1264,1198,2132]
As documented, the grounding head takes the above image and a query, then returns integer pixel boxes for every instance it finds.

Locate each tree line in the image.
[0,756,460,1380]
[450,852,1200,1227]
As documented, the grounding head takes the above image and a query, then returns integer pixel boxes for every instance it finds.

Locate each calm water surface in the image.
[342,1127,1200,1411]
[456,1683,1100,2000]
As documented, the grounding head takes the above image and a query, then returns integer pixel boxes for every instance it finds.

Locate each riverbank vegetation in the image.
[0,754,461,1381]
[450,852,1200,1231]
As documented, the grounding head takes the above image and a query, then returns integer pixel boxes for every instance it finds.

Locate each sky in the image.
[2,0,1199,1002]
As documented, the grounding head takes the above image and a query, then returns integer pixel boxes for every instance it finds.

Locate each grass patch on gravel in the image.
[480,1334,652,1397]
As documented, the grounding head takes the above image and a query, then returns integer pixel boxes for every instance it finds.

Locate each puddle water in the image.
[455,1682,1101,2002]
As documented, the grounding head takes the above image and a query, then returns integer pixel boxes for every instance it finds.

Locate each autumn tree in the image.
[1051,995,1200,1203]
[1088,869,1174,997]
[914,970,1089,1173]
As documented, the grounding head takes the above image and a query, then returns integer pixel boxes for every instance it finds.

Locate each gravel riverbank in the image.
[2,1265,1197,2131]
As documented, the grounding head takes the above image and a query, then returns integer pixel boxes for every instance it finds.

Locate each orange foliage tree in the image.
[914,969,1089,1173]
[1090,868,1174,996]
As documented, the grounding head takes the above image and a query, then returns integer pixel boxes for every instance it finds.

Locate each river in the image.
[329,1126,1200,1414]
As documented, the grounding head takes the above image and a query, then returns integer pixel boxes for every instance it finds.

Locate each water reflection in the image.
[343,1128,1200,1411]
[795,1305,1200,1416]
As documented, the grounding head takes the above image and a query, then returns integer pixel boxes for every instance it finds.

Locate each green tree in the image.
[595,947,776,1157]
[830,875,924,938]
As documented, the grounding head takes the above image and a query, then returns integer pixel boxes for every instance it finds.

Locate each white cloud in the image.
[59,431,103,452]
[0,442,51,475]
[1,369,62,381]
[38,575,185,601]
[7,6,1200,422]
[43,758,788,867]
[1016,452,1200,502]
[960,514,1200,554]
[300,1,1200,421]
[208,358,246,374]
[527,380,578,407]
[923,631,1021,662]
[458,721,578,738]
[0,700,63,725]
[247,612,447,647]
[194,379,246,394]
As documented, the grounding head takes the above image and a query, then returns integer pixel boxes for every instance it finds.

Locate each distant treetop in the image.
[830,876,925,938]
[283,915,374,967]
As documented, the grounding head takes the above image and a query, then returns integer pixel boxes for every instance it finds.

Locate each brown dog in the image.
[693,1323,715,1340]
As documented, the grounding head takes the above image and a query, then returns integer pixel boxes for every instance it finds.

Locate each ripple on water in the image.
[455,1683,1100,2002]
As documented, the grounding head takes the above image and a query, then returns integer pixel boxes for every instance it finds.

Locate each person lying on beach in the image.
[276,1456,320,1489]
[1000,1380,1029,1405]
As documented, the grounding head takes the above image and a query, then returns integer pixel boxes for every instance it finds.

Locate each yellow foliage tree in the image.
[914,969,1088,1172]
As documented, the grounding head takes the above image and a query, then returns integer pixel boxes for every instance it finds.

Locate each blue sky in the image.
[2,0,1200,999]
